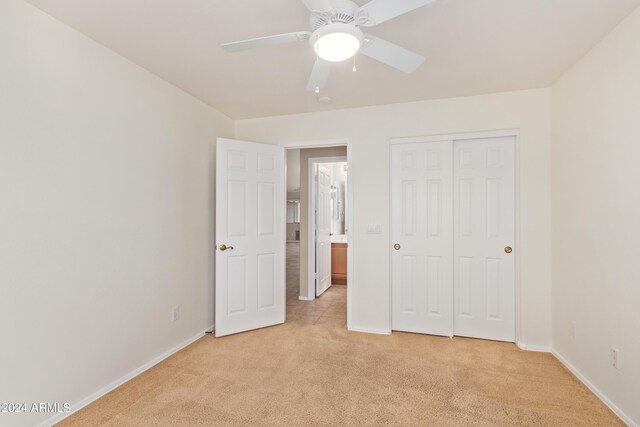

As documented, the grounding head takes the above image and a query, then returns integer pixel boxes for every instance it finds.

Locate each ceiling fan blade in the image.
[357,0,435,27]
[221,32,310,53]
[360,35,425,73]
[301,0,334,12]
[306,58,331,91]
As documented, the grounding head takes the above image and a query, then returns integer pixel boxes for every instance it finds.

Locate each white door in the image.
[391,142,454,336]
[315,165,332,296]
[453,137,515,342]
[215,138,285,337]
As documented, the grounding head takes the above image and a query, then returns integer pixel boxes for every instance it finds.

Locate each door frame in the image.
[283,139,353,330]
[389,129,523,346]
[308,156,348,299]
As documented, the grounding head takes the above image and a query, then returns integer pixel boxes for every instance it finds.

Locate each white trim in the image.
[298,295,315,301]
[513,134,523,347]
[346,143,353,330]
[349,326,392,335]
[283,139,353,331]
[390,129,520,145]
[516,342,551,353]
[39,328,211,427]
[388,129,521,343]
[307,156,348,301]
[552,350,637,427]
[282,138,351,149]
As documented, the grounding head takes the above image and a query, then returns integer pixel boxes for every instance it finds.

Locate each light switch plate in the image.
[367,224,382,234]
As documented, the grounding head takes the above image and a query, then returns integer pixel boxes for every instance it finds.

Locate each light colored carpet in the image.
[58,243,621,425]
[59,323,621,426]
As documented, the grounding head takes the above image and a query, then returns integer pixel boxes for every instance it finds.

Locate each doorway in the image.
[309,158,348,297]
[390,132,517,342]
[284,146,350,327]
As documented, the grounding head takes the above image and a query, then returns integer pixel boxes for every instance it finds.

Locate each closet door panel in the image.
[391,142,454,336]
[453,137,515,342]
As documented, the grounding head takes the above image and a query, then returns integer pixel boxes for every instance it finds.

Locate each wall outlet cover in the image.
[610,347,619,370]
[570,321,576,338]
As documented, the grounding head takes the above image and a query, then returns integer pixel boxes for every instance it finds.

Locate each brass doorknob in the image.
[504,246,513,254]
[218,244,234,251]
[394,243,401,250]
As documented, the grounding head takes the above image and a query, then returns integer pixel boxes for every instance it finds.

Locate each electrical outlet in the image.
[610,347,619,370]
[172,306,180,322]
[570,321,576,339]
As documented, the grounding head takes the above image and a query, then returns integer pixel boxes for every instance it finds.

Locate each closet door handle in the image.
[504,246,512,254]
[393,243,401,250]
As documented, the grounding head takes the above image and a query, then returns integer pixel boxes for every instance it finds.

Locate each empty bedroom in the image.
[1,0,639,426]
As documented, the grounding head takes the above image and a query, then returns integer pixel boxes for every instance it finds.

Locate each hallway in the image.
[285,242,347,327]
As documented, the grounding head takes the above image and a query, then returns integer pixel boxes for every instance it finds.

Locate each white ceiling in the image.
[27,0,640,119]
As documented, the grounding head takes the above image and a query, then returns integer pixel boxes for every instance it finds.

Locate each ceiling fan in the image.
[221,0,435,92]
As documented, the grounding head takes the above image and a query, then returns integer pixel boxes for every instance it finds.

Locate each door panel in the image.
[391,142,454,336]
[453,137,515,342]
[316,165,332,296]
[216,138,285,337]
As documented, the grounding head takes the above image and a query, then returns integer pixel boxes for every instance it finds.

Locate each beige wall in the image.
[236,88,552,343]
[298,147,347,298]
[0,1,233,426]
[286,149,301,192]
[286,223,300,241]
[551,6,640,425]
[286,192,301,241]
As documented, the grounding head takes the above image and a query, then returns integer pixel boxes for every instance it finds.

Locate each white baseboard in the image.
[348,325,392,335]
[516,341,551,352]
[39,327,212,427]
[552,350,636,427]
[298,295,314,301]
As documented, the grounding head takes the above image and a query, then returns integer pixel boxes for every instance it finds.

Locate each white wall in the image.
[551,6,640,425]
[237,88,553,346]
[331,162,347,236]
[0,1,233,426]
[286,148,301,192]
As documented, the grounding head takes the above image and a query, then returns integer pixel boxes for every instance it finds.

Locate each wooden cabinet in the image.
[331,243,347,285]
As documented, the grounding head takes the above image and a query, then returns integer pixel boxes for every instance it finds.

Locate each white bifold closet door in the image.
[391,136,515,342]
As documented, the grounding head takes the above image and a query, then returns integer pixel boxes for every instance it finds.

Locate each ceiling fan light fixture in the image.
[312,23,363,63]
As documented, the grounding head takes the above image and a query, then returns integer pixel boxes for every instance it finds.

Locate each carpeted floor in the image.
[57,244,622,426]
[59,324,622,426]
